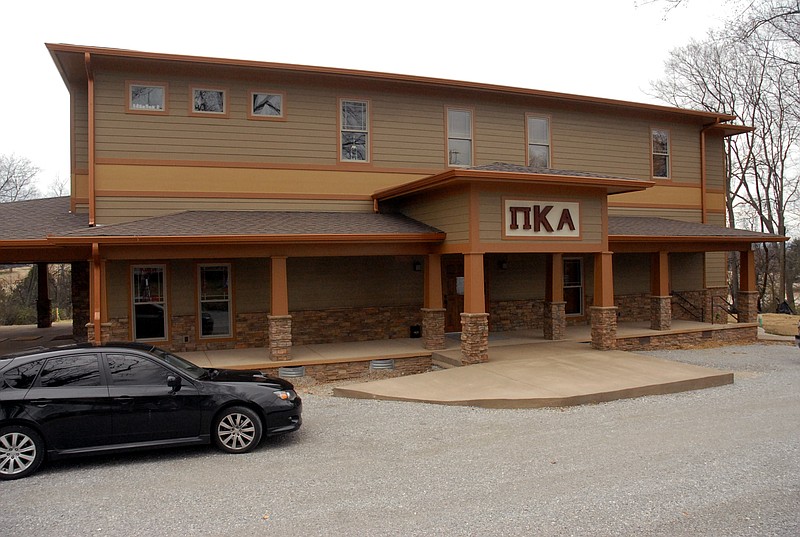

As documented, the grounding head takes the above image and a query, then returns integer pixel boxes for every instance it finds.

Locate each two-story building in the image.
[0,44,784,365]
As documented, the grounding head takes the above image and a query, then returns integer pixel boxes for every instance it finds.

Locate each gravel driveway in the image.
[2,343,798,536]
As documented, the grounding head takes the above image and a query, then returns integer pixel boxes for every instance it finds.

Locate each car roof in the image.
[0,342,159,364]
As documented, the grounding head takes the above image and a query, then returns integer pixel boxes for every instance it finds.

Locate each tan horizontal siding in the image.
[73,84,89,170]
[608,206,703,223]
[95,196,373,224]
[486,253,547,300]
[705,134,726,192]
[671,253,704,290]
[395,191,470,244]
[668,123,701,184]
[705,252,727,288]
[288,256,423,309]
[614,253,651,294]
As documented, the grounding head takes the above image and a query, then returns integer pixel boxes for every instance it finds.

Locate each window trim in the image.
[446,106,474,168]
[338,98,371,163]
[248,90,286,121]
[197,262,234,341]
[190,86,229,117]
[525,114,552,168]
[651,127,671,179]
[126,81,168,115]
[131,264,169,343]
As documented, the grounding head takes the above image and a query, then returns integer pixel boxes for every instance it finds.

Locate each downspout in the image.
[84,53,96,227]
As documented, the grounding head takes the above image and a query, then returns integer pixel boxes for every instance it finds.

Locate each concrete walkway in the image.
[331,340,735,408]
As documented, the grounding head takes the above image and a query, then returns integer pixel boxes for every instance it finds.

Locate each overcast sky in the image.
[2,0,730,194]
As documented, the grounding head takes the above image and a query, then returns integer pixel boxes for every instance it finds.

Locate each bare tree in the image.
[47,175,69,198]
[651,23,800,310]
[0,154,40,202]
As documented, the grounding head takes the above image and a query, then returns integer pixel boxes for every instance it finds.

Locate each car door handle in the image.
[30,399,52,407]
[114,396,135,404]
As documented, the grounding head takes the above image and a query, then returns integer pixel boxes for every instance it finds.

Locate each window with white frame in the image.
[652,128,670,178]
[128,83,166,113]
[447,108,472,167]
[527,115,550,168]
[199,264,231,338]
[132,266,167,341]
[192,88,226,115]
[340,99,369,161]
[250,91,284,119]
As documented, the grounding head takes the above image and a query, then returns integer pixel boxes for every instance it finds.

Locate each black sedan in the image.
[0,343,302,480]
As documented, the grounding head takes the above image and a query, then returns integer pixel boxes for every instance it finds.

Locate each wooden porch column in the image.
[650,251,672,330]
[36,262,52,328]
[738,249,759,323]
[269,256,292,361]
[544,253,566,340]
[421,254,446,350]
[86,243,109,345]
[461,253,488,364]
[590,251,617,350]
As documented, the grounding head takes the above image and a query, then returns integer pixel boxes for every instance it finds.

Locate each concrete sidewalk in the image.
[332,341,735,408]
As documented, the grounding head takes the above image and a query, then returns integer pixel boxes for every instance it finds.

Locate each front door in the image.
[443,256,464,332]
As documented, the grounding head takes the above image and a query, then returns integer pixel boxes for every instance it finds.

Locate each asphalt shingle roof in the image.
[469,163,644,182]
[60,210,444,238]
[0,197,89,241]
[608,216,781,240]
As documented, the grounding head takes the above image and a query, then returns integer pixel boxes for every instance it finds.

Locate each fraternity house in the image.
[0,44,785,365]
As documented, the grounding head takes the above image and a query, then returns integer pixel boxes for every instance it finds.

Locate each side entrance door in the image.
[443,256,465,333]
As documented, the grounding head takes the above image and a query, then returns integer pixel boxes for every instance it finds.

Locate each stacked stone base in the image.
[590,307,618,350]
[276,356,432,383]
[461,313,489,364]
[616,325,758,351]
[543,301,566,340]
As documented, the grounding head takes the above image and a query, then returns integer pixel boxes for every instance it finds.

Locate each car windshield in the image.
[150,348,208,380]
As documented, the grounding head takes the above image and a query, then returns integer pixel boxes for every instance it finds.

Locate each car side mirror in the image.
[167,375,182,393]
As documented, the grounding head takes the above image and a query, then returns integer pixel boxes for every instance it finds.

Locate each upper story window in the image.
[249,91,285,120]
[652,128,670,178]
[340,99,369,162]
[127,82,167,114]
[191,87,228,116]
[527,115,551,168]
[447,108,473,167]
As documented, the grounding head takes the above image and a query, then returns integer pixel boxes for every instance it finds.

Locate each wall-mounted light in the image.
[498,259,509,270]
[413,261,423,272]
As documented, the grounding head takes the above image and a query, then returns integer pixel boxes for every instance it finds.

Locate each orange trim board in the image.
[95,190,374,202]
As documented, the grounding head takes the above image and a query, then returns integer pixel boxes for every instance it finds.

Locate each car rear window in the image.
[2,359,45,390]
[38,355,101,388]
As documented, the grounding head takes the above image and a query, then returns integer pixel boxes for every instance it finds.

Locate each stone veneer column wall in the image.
[86,322,113,345]
[590,306,618,350]
[737,291,759,323]
[269,315,292,361]
[650,296,672,331]
[421,308,446,350]
[460,313,489,364]
[543,301,566,340]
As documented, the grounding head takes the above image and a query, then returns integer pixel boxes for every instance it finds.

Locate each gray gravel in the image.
[2,343,799,536]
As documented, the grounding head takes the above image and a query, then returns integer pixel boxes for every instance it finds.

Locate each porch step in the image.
[432,351,462,369]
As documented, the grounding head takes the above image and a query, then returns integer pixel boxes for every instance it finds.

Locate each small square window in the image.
[127,82,167,113]
[250,91,285,119]
[192,87,227,115]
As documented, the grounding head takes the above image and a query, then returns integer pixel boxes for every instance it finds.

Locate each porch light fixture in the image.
[413,261,423,272]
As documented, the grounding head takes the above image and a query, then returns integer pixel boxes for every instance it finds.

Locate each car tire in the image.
[212,406,263,454]
[0,425,45,480]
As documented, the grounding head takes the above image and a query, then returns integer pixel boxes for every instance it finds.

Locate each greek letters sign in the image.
[504,200,580,238]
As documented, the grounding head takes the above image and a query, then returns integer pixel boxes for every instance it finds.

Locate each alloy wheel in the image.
[0,431,38,477]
